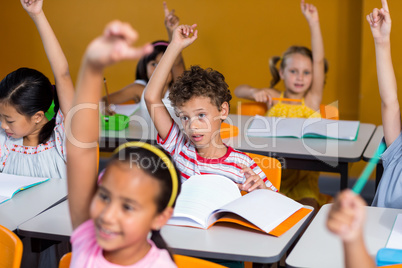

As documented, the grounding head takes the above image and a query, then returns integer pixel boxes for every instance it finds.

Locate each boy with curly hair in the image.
[145,24,277,192]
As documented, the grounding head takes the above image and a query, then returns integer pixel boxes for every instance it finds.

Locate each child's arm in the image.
[301,0,325,111]
[164,1,186,83]
[145,24,197,140]
[234,85,281,107]
[367,0,401,147]
[101,82,145,115]
[21,0,74,117]
[67,21,152,229]
[327,190,375,268]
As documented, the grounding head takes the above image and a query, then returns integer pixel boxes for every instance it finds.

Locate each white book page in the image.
[386,214,402,250]
[114,103,140,117]
[247,116,304,138]
[169,175,242,228]
[0,173,49,200]
[304,119,360,140]
[210,189,302,233]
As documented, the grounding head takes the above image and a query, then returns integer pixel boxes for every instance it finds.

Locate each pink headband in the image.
[153,41,169,47]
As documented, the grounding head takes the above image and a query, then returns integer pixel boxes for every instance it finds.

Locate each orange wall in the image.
[1,0,400,178]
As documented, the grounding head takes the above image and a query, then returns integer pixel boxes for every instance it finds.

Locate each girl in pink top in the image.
[66,21,181,267]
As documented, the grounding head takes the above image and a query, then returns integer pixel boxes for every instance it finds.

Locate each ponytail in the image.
[39,86,60,144]
[269,56,282,88]
[151,230,174,260]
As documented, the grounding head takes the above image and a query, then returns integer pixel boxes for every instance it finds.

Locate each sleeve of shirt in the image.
[54,110,66,161]
[249,157,278,192]
[156,121,182,155]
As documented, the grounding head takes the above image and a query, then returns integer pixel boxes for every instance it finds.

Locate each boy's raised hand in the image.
[164,2,179,38]
[171,24,198,50]
[85,21,153,70]
[21,0,43,16]
[366,0,391,44]
[301,0,319,24]
[327,190,366,243]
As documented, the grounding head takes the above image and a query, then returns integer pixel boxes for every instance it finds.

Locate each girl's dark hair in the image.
[109,145,181,259]
[0,67,59,144]
[135,40,169,83]
[269,46,329,88]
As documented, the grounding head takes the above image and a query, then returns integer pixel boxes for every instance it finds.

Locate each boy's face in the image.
[177,96,229,149]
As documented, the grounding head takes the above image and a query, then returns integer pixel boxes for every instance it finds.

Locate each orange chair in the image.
[245,152,282,191]
[237,102,268,116]
[220,122,239,140]
[320,104,339,120]
[174,254,227,268]
[0,225,23,268]
[59,252,71,268]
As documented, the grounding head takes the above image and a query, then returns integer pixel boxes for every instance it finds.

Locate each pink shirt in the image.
[70,220,177,268]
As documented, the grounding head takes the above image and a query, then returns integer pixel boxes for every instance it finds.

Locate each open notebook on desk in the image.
[0,173,49,204]
[113,103,141,117]
[168,175,312,236]
[247,115,360,140]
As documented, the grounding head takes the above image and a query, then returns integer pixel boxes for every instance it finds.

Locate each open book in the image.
[113,103,141,117]
[247,115,360,140]
[168,175,312,236]
[0,173,49,204]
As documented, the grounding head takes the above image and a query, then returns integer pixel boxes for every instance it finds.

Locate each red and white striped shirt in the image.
[157,122,277,191]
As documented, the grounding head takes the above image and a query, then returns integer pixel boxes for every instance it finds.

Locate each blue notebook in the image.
[0,173,49,204]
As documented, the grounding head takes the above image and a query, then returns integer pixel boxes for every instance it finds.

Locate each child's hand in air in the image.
[171,24,198,50]
[85,21,153,70]
[301,0,319,25]
[21,0,43,16]
[252,88,273,106]
[164,2,179,38]
[237,164,268,192]
[327,190,366,243]
[366,0,391,44]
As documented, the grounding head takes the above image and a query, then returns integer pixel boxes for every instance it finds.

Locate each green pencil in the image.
[352,141,387,194]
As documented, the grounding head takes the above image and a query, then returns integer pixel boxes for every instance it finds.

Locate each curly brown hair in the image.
[169,65,232,112]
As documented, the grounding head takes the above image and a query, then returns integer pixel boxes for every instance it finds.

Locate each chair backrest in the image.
[59,252,72,268]
[220,122,239,140]
[174,254,227,268]
[0,225,23,268]
[320,104,339,120]
[237,102,268,116]
[245,152,282,190]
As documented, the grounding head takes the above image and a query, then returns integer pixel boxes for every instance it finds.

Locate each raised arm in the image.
[163,1,185,83]
[21,0,74,116]
[327,190,375,268]
[66,21,152,229]
[301,0,325,110]
[145,24,197,140]
[367,0,401,146]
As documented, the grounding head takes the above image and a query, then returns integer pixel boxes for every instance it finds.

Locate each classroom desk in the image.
[100,114,376,190]
[0,178,67,231]
[362,126,385,188]
[17,200,314,264]
[286,203,402,268]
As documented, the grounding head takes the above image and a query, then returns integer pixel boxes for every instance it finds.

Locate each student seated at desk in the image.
[365,0,401,209]
[0,0,74,179]
[144,24,277,193]
[234,0,329,210]
[102,2,185,121]
[67,21,182,267]
[327,1,401,267]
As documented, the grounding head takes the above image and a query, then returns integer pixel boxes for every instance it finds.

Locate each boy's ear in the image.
[220,102,229,120]
[32,111,45,124]
[151,207,173,231]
